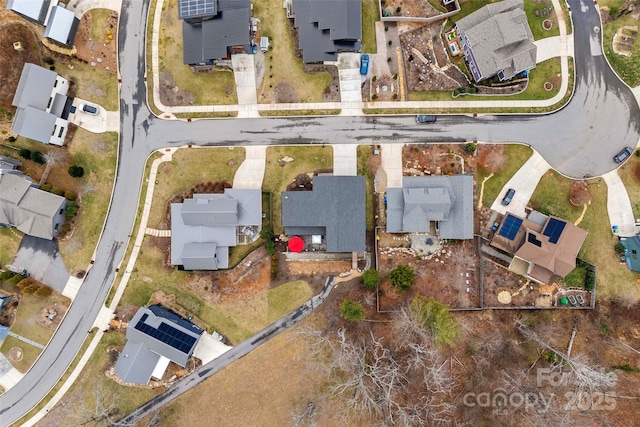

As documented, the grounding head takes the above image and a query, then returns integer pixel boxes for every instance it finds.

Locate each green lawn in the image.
[357,145,375,230]
[267,280,313,322]
[617,153,640,219]
[0,336,41,373]
[59,130,118,273]
[362,0,379,53]
[262,146,334,233]
[66,61,119,111]
[603,16,640,87]
[89,9,114,42]
[253,0,332,103]
[0,228,22,268]
[147,147,245,228]
[560,265,586,289]
[477,145,533,207]
[530,172,640,301]
[158,0,238,106]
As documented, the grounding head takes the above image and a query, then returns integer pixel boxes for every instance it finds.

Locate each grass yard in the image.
[357,145,375,230]
[89,9,114,42]
[617,154,640,219]
[58,130,118,273]
[267,280,313,322]
[38,332,158,426]
[362,0,379,53]
[0,228,22,268]
[603,16,640,87]
[66,61,119,112]
[144,317,335,427]
[530,172,640,302]
[262,146,333,234]
[477,144,533,207]
[0,336,41,373]
[158,0,238,106]
[253,0,332,103]
[147,147,245,228]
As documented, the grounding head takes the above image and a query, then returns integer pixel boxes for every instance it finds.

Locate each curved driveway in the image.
[1,0,640,424]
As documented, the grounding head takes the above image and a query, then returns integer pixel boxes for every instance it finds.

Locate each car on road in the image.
[416,115,436,123]
[613,146,633,163]
[80,103,99,115]
[360,54,370,75]
[501,188,515,206]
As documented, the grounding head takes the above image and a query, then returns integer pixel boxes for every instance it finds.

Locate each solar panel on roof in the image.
[543,218,566,244]
[135,318,197,353]
[180,0,217,18]
[527,233,542,247]
[498,214,523,241]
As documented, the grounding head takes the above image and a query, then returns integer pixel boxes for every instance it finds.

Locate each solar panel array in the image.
[180,0,216,18]
[543,218,566,244]
[134,317,197,354]
[527,233,542,247]
[498,214,523,241]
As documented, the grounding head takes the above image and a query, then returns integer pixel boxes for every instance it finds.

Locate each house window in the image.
[53,79,58,88]
[59,209,64,215]
[632,249,637,259]
[54,223,59,230]
[52,124,57,136]
[47,97,52,109]
[58,127,64,138]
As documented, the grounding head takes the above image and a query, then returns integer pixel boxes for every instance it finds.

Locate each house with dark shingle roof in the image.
[171,189,262,270]
[290,0,362,63]
[386,176,474,239]
[114,305,204,385]
[0,171,66,240]
[281,175,366,253]
[455,0,536,82]
[491,211,587,284]
[179,0,252,65]
[11,63,72,146]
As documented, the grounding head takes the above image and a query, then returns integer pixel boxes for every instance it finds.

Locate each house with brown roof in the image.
[490,211,587,284]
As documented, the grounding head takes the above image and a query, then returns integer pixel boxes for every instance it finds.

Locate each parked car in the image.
[501,188,515,206]
[576,294,585,306]
[568,294,578,307]
[360,54,370,75]
[613,146,633,163]
[416,115,436,123]
[80,103,98,115]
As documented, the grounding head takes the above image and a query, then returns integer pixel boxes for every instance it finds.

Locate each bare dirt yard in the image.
[402,143,478,176]
[0,23,41,109]
[74,9,118,74]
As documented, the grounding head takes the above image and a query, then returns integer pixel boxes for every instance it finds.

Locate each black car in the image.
[502,188,515,206]
[416,115,436,123]
[613,147,633,163]
[81,103,99,115]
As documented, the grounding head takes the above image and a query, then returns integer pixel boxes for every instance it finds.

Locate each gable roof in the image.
[6,0,51,24]
[491,211,587,282]
[181,0,251,64]
[620,236,640,272]
[386,176,474,239]
[0,172,66,240]
[171,189,261,270]
[44,5,80,47]
[291,0,362,63]
[12,63,58,111]
[281,175,366,252]
[0,155,22,170]
[455,0,536,80]
[11,106,58,144]
[115,305,204,384]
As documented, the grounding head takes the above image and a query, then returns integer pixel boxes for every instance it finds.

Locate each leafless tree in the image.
[66,383,120,426]
[44,148,67,167]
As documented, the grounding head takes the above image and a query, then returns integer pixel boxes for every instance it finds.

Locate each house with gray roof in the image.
[171,189,262,270]
[11,63,72,146]
[0,156,22,171]
[179,0,252,65]
[6,0,51,24]
[386,176,474,240]
[114,305,204,385]
[281,175,366,252]
[44,5,80,47]
[290,0,362,63]
[455,0,536,82]
[0,171,66,240]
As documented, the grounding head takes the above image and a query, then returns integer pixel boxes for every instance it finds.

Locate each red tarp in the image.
[288,236,304,252]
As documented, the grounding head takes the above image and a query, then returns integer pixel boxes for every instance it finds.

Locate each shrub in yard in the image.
[43,56,55,65]
[68,165,84,178]
[34,285,52,297]
[265,239,275,255]
[361,269,380,290]
[65,201,78,220]
[64,191,77,201]
[8,274,24,285]
[372,94,378,100]
[635,149,640,157]
[19,148,31,159]
[7,136,16,142]
[22,283,39,294]
[372,75,377,82]
[0,271,15,281]
[51,187,65,196]
[340,298,365,322]
[388,40,392,46]
[410,296,460,347]
[389,264,415,292]
[383,6,393,16]
[41,183,53,192]
[585,272,596,291]
[396,6,401,13]
[614,243,625,254]
[260,225,274,241]
[464,143,477,154]
[17,278,33,289]
[31,151,46,164]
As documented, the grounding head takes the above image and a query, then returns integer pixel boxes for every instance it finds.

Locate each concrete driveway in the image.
[332,144,357,175]
[193,333,232,365]
[602,171,637,237]
[12,236,70,293]
[337,53,362,103]
[381,143,403,188]
[233,145,266,189]
[68,98,109,133]
[66,0,122,15]
[0,354,23,391]
[490,151,551,217]
[232,54,258,117]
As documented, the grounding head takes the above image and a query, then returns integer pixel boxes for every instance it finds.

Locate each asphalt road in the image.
[2,0,640,424]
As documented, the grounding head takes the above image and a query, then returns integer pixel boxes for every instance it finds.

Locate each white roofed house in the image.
[11,63,72,146]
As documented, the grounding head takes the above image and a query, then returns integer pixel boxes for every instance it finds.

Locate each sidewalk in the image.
[490,151,551,217]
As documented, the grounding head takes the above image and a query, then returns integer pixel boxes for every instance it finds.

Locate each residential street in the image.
[1,0,640,424]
